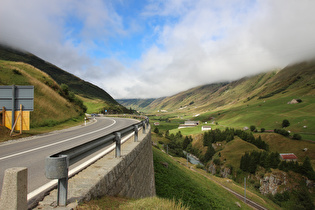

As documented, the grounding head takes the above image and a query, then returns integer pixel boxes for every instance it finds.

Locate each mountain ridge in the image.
[0,44,118,105]
[119,59,315,114]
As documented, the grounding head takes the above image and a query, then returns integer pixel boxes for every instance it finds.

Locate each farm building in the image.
[279,153,298,162]
[202,126,212,131]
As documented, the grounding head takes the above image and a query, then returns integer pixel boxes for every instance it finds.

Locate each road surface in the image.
[0,117,138,198]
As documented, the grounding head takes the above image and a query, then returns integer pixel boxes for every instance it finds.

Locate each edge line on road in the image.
[0,119,116,161]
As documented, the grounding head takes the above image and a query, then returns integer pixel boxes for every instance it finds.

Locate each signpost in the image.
[0,85,34,134]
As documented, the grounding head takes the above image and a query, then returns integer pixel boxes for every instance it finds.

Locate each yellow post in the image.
[20,104,23,134]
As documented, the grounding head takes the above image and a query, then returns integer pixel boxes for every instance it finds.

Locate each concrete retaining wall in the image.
[35,127,155,209]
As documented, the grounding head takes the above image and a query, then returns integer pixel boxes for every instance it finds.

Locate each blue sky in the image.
[1,0,315,99]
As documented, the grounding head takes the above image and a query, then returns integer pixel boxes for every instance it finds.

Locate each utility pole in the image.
[244,177,246,203]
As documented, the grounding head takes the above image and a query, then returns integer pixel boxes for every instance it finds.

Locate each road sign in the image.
[0,85,34,111]
[0,85,34,131]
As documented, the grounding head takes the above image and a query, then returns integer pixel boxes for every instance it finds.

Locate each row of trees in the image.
[203,127,269,151]
[235,130,269,151]
[240,151,280,174]
[240,151,315,180]
[203,128,234,146]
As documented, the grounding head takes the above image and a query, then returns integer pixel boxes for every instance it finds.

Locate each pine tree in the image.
[301,156,315,180]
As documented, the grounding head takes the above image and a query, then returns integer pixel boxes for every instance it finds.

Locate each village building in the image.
[178,121,199,129]
[279,153,298,162]
[202,126,212,131]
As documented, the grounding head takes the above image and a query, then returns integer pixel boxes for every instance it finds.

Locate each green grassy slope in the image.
[142,59,315,139]
[116,98,157,111]
[0,60,84,128]
[153,147,252,209]
[145,60,314,113]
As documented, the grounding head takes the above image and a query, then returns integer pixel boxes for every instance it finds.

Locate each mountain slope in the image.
[116,98,157,111]
[0,44,117,104]
[0,60,84,128]
[138,59,315,113]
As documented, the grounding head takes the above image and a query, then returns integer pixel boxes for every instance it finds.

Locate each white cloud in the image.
[1,0,315,99]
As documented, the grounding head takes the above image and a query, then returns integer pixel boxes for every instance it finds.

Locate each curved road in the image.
[0,117,138,198]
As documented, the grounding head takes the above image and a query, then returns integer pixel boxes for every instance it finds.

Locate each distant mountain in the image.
[0,44,117,104]
[138,59,315,113]
[116,98,158,111]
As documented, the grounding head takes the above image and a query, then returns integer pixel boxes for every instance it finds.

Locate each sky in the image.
[1,0,315,99]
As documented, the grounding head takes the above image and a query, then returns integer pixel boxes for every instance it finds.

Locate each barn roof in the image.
[280,153,298,160]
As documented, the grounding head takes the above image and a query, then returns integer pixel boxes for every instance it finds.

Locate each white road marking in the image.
[0,119,116,161]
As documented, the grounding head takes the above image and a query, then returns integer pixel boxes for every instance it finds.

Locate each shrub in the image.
[196,164,204,169]
[154,127,160,134]
[282,119,290,128]
[293,134,302,140]
[250,125,256,131]
[261,128,265,132]
[213,158,221,166]
[274,128,290,137]
[13,69,22,75]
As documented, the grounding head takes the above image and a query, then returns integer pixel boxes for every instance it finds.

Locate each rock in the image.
[220,167,231,178]
[287,99,299,104]
[208,163,216,175]
[235,202,241,208]
[259,172,287,195]
[160,162,168,168]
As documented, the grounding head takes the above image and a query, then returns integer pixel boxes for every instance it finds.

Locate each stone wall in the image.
[35,127,155,209]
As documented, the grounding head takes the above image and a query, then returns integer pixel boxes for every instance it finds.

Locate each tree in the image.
[250,125,256,132]
[165,130,170,139]
[301,156,315,180]
[282,119,290,128]
[202,145,215,163]
[261,128,265,132]
[293,134,302,140]
[182,136,192,150]
[60,83,69,96]
[154,127,159,134]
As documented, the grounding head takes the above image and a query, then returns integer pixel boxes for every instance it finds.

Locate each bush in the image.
[293,134,302,140]
[282,119,290,128]
[154,127,160,134]
[274,128,290,137]
[250,125,256,131]
[213,158,221,166]
[261,128,265,132]
[196,164,204,169]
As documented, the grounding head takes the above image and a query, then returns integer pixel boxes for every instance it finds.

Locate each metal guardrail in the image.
[45,117,149,206]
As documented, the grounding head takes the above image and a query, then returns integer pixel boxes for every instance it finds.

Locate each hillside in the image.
[116,98,157,112]
[143,60,314,113]
[125,60,315,138]
[0,44,123,107]
[0,60,84,130]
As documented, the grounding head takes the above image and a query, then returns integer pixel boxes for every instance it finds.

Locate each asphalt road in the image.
[0,117,139,197]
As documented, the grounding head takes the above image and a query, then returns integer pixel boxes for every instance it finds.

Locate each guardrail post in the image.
[115,132,121,157]
[134,125,138,142]
[45,155,69,206]
[142,121,146,134]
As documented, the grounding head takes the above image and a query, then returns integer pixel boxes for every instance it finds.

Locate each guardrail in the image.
[45,117,149,206]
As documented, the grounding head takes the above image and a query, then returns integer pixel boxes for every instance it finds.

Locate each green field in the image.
[153,147,252,209]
